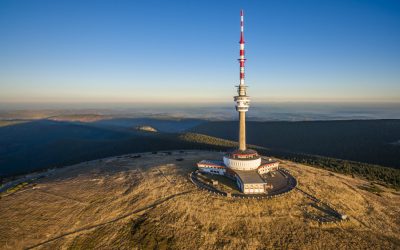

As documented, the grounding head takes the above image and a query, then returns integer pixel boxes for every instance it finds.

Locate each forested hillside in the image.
[1,119,399,188]
[0,120,200,177]
[192,120,400,169]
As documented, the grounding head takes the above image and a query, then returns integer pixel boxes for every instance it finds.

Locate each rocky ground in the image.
[0,150,399,249]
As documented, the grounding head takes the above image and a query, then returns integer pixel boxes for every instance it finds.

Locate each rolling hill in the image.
[0,151,399,249]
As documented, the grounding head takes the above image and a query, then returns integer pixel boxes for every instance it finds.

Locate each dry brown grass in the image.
[0,151,399,249]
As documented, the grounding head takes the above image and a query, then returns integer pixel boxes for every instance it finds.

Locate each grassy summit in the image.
[0,151,399,249]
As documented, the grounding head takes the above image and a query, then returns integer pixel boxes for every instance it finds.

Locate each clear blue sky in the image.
[0,0,399,104]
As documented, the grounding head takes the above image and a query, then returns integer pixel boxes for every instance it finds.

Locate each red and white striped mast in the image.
[235,9,250,151]
[239,9,246,87]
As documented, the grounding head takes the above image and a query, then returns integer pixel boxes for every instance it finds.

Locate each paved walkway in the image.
[189,169,297,199]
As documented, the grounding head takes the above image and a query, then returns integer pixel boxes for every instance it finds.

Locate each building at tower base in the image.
[197,154,279,194]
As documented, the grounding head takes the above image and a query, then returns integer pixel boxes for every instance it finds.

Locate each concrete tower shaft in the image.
[234,9,250,151]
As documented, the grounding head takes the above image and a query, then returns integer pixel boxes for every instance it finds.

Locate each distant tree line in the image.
[2,125,399,190]
[191,120,400,169]
[180,133,400,189]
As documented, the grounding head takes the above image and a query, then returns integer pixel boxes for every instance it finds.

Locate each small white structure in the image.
[258,161,280,174]
[197,160,226,176]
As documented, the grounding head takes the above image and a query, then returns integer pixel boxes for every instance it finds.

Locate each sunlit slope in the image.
[0,151,398,249]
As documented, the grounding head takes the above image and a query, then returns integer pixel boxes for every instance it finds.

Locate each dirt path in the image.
[35,189,89,205]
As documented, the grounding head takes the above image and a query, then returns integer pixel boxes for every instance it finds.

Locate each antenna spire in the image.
[240,9,244,44]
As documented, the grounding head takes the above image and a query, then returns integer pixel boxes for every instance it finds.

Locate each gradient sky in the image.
[0,0,399,104]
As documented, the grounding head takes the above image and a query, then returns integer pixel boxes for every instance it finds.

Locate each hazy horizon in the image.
[1,102,400,121]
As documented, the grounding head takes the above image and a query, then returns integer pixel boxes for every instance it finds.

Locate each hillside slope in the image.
[0,151,398,249]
